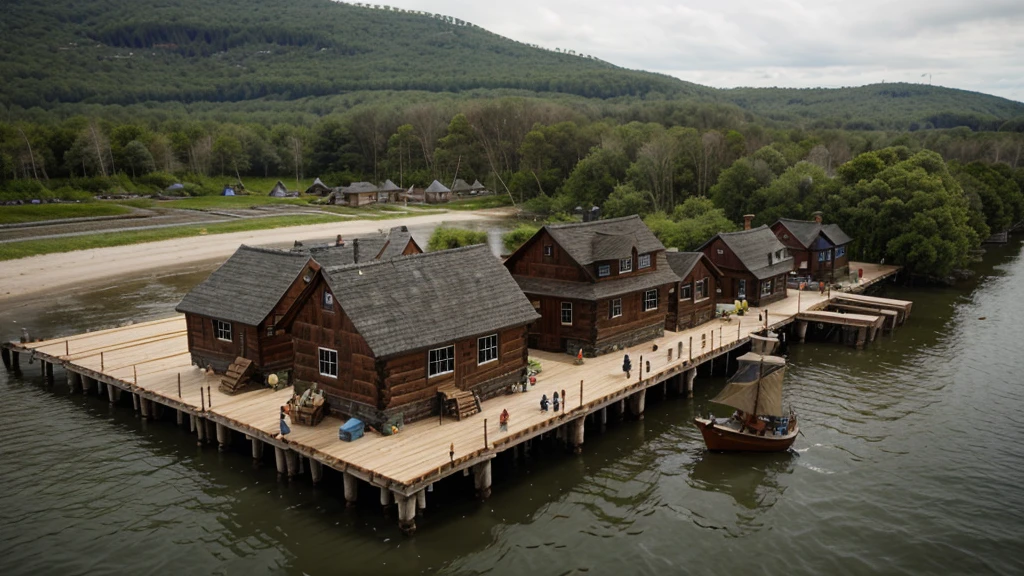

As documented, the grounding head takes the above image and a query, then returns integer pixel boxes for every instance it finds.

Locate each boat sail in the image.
[693,349,798,452]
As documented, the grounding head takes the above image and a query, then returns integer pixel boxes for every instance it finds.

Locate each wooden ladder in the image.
[219,357,254,395]
[438,385,480,421]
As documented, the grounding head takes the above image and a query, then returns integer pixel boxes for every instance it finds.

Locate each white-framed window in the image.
[318,347,338,378]
[638,254,651,269]
[428,345,455,377]
[213,319,232,342]
[717,248,724,255]
[619,257,632,273]
[561,302,573,325]
[609,298,622,318]
[323,290,334,311]
[544,245,553,257]
[680,283,692,300]
[477,334,498,365]
[836,245,846,258]
[761,279,773,296]
[598,264,610,277]
[643,289,658,312]
[738,279,747,298]
[695,277,709,300]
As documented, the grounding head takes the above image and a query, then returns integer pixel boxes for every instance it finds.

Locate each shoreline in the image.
[0,210,509,304]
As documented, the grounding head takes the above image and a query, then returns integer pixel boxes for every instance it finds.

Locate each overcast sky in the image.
[383,0,1024,102]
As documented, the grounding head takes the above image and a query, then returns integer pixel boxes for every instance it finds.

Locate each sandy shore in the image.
[0,210,508,302]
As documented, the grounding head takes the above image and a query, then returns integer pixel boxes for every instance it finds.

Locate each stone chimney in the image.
[336,234,344,246]
[353,238,360,263]
[812,211,823,224]
[743,214,755,231]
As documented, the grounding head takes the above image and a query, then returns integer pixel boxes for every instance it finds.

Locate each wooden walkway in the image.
[2,262,904,532]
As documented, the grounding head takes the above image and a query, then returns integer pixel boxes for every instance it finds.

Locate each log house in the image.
[665,251,724,331]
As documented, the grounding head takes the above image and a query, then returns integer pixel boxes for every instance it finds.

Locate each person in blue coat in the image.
[278,406,291,438]
[540,394,549,412]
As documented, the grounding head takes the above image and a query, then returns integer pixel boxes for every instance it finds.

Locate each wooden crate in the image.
[288,400,325,426]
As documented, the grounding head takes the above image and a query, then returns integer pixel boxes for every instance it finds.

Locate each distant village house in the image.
[771,212,851,282]
[699,216,793,307]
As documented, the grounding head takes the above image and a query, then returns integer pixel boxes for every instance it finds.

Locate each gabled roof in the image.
[305,237,388,268]
[269,181,289,197]
[665,251,722,281]
[470,179,486,191]
[343,182,379,194]
[176,245,312,326]
[544,215,665,266]
[452,178,473,192]
[513,252,677,301]
[379,179,402,192]
[425,180,451,193]
[305,178,332,194]
[377,226,421,259]
[323,245,539,359]
[703,225,793,280]
[775,218,852,249]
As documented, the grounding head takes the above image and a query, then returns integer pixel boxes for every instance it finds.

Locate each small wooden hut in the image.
[665,251,724,331]
[451,178,473,197]
[470,179,487,194]
[282,245,539,428]
[378,179,402,203]
[176,246,319,382]
[341,182,379,206]
[424,180,452,204]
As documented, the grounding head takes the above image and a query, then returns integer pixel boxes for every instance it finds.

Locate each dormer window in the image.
[323,291,334,311]
[638,254,651,269]
[598,264,610,277]
[619,257,632,273]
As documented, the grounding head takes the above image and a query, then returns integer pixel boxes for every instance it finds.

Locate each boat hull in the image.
[694,418,797,452]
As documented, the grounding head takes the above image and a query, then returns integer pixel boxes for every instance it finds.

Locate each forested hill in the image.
[0,0,705,106]
[3,0,1023,132]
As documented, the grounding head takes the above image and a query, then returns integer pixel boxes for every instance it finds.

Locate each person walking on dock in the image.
[450,442,455,464]
[623,354,632,379]
[500,409,509,431]
[552,391,560,412]
[540,394,549,412]
[277,406,291,440]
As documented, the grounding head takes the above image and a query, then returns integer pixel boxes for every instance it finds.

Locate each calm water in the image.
[1,236,1022,575]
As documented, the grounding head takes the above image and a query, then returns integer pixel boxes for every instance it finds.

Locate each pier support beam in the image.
[1,348,10,370]
[107,381,117,403]
[796,321,809,343]
[473,461,492,500]
[380,486,392,510]
[10,351,19,371]
[628,389,646,420]
[285,451,299,478]
[343,473,358,507]
[44,362,54,384]
[176,410,184,426]
[599,406,608,429]
[132,392,140,413]
[196,417,206,444]
[685,368,696,399]
[309,459,323,485]
[416,489,427,512]
[395,493,417,535]
[139,397,151,420]
[856,327,867,349]
[215,423,230,451]
[251,438,263,461]
[571,417,585,454]
[66,371,80,393]
[274,447,287,475]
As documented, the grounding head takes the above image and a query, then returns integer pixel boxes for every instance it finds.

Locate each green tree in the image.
[121,140,155,177]
[643,196,736,250]
[428,226,488,251]
[602,183,652,218]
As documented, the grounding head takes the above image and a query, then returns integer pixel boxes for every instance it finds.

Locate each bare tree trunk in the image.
[89,123,108,177]
[16,127,39,181]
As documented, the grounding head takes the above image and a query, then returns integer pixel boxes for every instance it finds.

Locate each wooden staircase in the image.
[438,384,481,420]
[219,357,254,395]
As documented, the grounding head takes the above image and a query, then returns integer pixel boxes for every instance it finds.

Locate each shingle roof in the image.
[452,178,473,192]
[544,215,665,266]
[425,180,451,193]
[378,179,402,192]
[304,237,388,267]
[377,226,419,259]
[665,252,703,280]
[176,245,311,326]
[776,218,852,248]
[343,182,379,194]
[323,245,539,358]
[470,179,486,191]
[706,225,793,280]
[513,252,677,301]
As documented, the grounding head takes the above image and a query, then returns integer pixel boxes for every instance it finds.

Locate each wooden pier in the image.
[2,262,906,534]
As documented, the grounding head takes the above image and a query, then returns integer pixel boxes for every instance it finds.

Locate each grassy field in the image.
[157,195,314,210]
[0,203,134,225]
[445,195,513,211]
[0,214,337,261]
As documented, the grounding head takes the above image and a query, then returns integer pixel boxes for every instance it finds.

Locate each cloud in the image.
[383,0,1024,102]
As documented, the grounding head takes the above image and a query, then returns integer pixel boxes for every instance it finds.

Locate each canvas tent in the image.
[305,177,332,196]
[222,185,235,196]
[451,178,473,195]
[269,181,289,197]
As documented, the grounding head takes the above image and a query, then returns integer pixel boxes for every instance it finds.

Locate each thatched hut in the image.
[269,181,289,197]
[341,182,379,207]
[424,180,452,204]
[305,177,332,196]
[378,179,402,203]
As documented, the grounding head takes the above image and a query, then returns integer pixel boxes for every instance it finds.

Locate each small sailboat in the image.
[694,333,799,452]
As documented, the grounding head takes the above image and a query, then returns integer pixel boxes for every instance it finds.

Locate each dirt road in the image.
[0,210,508,302]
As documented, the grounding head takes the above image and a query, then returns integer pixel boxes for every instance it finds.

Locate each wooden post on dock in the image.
[638,355,643,382]
[100,352,104,371]
[483,418,488,449]
[133,365,137,386]
[201,390,205,412]
[177,373,181,398]
[65,340,69,356]
[689,337,693,360]
[580,379,584,408]
[207,386,211,408]
[678,341,682,359]
[738,320,741,340]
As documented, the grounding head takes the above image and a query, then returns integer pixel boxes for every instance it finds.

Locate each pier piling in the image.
[628,389,646,419]
[309,459,323,485]
[215,423,230,450]
[251,438,263,460]
[396,493,416,535]
[343,472,358,506]
[139,397,151,420]
[274,447,287,475]
[473,461,492,500]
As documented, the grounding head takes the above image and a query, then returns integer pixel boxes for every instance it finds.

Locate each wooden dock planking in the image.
[2,262,903,495]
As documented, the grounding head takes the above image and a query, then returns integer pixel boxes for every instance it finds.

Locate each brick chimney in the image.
[353,238,360,263]
[743,214,755,230]
[812,211,823,224]
[336,234,344,246]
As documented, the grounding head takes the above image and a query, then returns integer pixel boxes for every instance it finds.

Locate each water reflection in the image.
[687,452,795,511]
